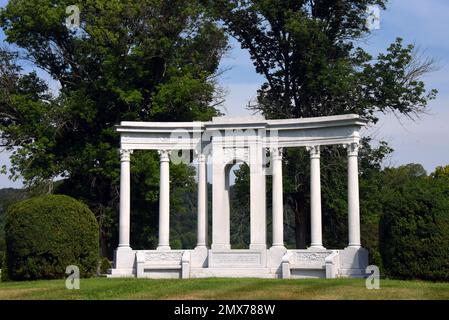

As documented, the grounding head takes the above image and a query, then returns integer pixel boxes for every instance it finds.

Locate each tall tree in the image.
[205,0,437,248]
[0,0,228,255]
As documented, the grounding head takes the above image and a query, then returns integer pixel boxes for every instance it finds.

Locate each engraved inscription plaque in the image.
[209,250,265,268]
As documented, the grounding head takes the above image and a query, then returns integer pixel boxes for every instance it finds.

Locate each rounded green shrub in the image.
[5,195,99,280]
[380,177,449,281]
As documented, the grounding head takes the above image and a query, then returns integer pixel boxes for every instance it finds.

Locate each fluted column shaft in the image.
[272,148,284,247]
[308,146,324,249]
[158,150,171,251]
[196,153,208,248]
[347,142,361,247]
[249,143,266,250]
[347,143,361,247]
[119,149,133,249]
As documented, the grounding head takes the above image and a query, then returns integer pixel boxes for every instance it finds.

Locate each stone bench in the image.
[136,250,190,279]
[281,250,339,279]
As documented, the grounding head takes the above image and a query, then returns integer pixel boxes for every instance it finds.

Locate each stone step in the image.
[190,268,279,279]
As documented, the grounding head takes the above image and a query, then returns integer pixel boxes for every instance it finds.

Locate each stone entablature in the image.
[117,114,364,151]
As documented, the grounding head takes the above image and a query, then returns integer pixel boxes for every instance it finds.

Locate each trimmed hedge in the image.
[380,177,449,281]
[4,195,99,281]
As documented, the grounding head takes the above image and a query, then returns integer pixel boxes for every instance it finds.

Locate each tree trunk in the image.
[100,229,109,258]
[293,194,309,249]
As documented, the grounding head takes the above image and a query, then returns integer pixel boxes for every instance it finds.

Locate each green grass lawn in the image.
[0,277,448,300]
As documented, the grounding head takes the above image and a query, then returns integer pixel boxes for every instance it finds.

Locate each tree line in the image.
[0,1,446,280]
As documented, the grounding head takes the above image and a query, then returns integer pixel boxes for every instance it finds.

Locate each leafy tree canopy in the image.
[0,0,228,254]
[204,0,436,121]
[380,166,449,281]
[1,0,227,185]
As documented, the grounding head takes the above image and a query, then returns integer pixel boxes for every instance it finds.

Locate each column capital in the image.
[271,147,284,160]
[158,150,170,162]
[120,149,133,162]
[345,142,360,157]
[307,145,320,159]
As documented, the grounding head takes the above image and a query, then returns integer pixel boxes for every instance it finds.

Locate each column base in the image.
[112,246,135,272]
[157,245,171,251]
[270,244,286,249]
[268,245,287,270]
[308,245,327,250]
[340,246,369,277]
[191,246,209,268]
[107,268,135,278]
[347,244,362,249]
[211,244,231,250]
[117,245,133,251]
[250,244,267,251]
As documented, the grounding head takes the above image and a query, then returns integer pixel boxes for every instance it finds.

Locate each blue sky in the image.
[1,0,449,188]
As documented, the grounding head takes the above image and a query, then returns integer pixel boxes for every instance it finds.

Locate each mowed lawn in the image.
[0,277,449,300]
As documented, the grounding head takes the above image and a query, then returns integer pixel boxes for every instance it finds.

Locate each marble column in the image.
[223,164,231,234]
[249,143,266,250]
[271,147,284,247]
[347,142,361,248]
[158,150,171,251]
[196,153,208,248]
[119,149,133,249]
[212,145,230,249]
[308,145,325,250]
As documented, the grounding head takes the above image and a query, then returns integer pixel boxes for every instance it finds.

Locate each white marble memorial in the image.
[108,115,369,279]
